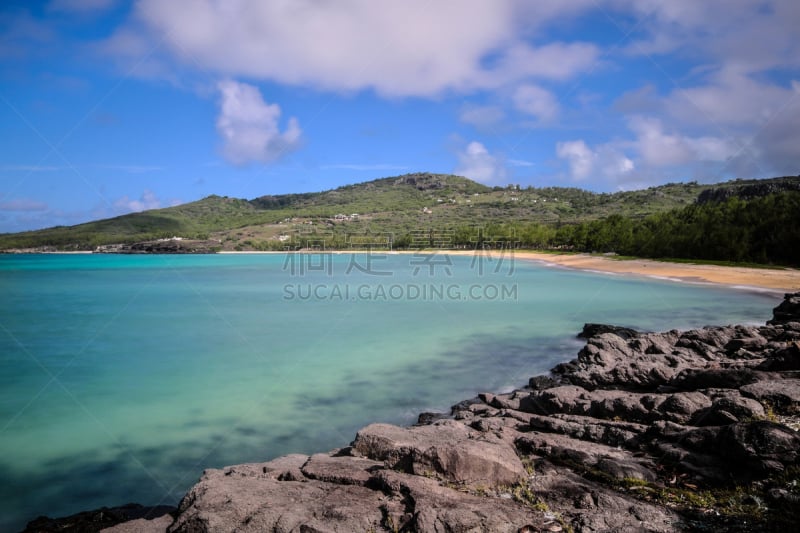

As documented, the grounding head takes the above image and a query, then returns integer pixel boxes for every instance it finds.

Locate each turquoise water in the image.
[0,253,777,530]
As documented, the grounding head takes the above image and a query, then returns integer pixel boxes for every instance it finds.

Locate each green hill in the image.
[1,172,798,253]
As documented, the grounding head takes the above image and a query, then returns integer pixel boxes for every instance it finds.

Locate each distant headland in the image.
[2,173,799,268]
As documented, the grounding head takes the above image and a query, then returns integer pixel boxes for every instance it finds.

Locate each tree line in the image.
[431,192,800,266]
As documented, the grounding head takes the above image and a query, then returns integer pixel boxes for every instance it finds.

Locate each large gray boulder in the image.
[169,473,386,532]
[371,470,552,533]
[351,420,527,487]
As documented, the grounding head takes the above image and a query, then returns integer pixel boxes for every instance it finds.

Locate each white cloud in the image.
[623,0,800,74]
[97,26,181,83]
[557,139,634,182]
[114,189,161,213]
[67,0,800,185]
[484,42,598,86]
[627,116,737,167]
[107,0,598,97]
[627,116,694,167]
[513,84,559,123]
[216,80,302,165]
[455,141,506,184]
[613,72,799,178]
[688,137,739,163]
[556,114,748,187]
[666,69,795,128]
[557,116,745,187]
[556,140,594,180]
[607,0,800,178]
[602,151,635,177]
[613,84,661,114]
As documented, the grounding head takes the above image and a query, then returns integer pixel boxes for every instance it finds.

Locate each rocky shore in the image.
[25,293,800,532]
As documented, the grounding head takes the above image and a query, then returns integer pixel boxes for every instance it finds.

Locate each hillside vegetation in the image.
[464,192,800,266]
[1,173,799,265]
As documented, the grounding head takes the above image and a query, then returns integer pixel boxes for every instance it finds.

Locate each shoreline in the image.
[218,249,800,293]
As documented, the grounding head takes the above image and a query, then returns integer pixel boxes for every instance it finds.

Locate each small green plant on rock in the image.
[762,401,779,422]
[521,456,536,476]
[510,482,549,513]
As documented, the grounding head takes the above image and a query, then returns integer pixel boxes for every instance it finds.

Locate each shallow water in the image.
[0,252,777,530]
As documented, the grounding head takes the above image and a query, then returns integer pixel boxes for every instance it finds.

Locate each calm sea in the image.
[0,253,777,530]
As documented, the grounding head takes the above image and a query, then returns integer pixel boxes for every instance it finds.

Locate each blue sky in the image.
[1,0,798,232]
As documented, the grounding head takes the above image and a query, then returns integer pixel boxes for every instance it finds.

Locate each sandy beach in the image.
[504,251,800,293]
